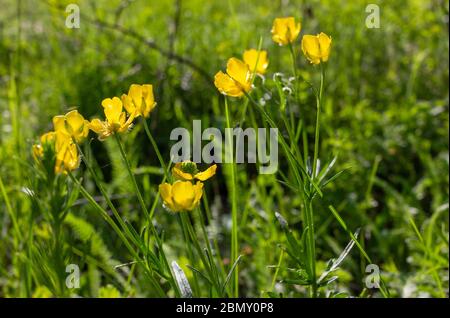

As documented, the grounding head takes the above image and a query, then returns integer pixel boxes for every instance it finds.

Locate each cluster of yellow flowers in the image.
[214,16,332,97]
[159,161,217,212]
[33,83,216,213]
[90,84,157,140]
[32,16,329,213]
[32,84,156,174]
[32,110,87,174]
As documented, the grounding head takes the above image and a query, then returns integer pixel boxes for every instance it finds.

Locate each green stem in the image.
[114,134,150,218]
[142,117,167,176]
[224,98,239,297]
[244,86,320,297]
[288,41,300,125]
[244,92,308,194]
[178,213,201,295]
[68,172,134,255]
[329,205,391,298]
[280,111,305,170]
[306,64,325,297]
[288,42,298,81]
[270,249,284,292]
[113,134,178,295]
[76,144,169,295]
[76,144,140,247]
[52,220,65,296]
[67,171,166,297]
[305,199,317,297]
[0,175,21,241]
[181,211,221,295]
[202,195,227,284]
[312,64,324,178]
[196,206,223,295]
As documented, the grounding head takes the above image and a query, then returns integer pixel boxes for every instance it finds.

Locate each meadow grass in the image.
[0,0,448,298]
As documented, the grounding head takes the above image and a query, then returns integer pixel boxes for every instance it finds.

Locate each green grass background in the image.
[0,0,448,297]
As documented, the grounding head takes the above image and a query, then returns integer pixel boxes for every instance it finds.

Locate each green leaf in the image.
[172,261,193,298]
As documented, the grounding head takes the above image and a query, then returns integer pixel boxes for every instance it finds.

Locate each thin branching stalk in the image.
[202,195,227,282]
[196,205,224,295]
[76,143,172,296]
[180,211,221,296]
[142,117,167,176]
[306,63,326,298]
[67,171,167,297]
[224,98,239,297]
[178,212,201,295]
[312,64,325,179]
[270,249,284,292]
[113,134,178,295]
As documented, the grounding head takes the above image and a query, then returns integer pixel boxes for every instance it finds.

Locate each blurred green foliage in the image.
[0,0,448,297]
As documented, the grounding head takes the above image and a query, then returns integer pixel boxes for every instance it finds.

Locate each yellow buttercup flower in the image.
[53,110,89,143]
[89,97,135,140]
[271,17,301,46]
[32,144,43,159]
[54,131,80,174]
[243,49,269,75]
[159,181,204,212]
[172,161,217,182]
[121,84,157,118]
[32,131,79,174]
[214,57,252,97]
[301,32,332,64]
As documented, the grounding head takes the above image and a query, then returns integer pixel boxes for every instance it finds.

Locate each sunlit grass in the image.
[0,0,448,298]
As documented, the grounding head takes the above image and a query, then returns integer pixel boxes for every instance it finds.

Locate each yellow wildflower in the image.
[121,84,157,118]
[271,17,301,46]
[172,161,217,182]
[159,181,204,212]
[32,131,79,174]
[243,49,269,75]
[54,131,79,174]
[301,32,332,64]
[89,97,135,140]
[214,58,252,97]
[53,110,89,143]
[32,131,56,159]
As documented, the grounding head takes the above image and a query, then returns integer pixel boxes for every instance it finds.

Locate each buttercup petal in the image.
[52,115,66,134]
[193,181,204,206]
[65,110,85,133]
[272,17,301,45]
[89,119,110,140]
[317,32,332,62]
[226,58,251,91]
[302,33,332,64]
[172,166,194,181]
[243,49,269,75]
[194,164,217,181]
[102,97,123,125]
[89,119,106,134]
[41,131,56,144]
[141,84,156,116]
[129,84,143,110]
[121,94,136,116]
[159,183,177,212]
[302,35,321,64]
[214,71,244,97]
[172,181,196,211]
